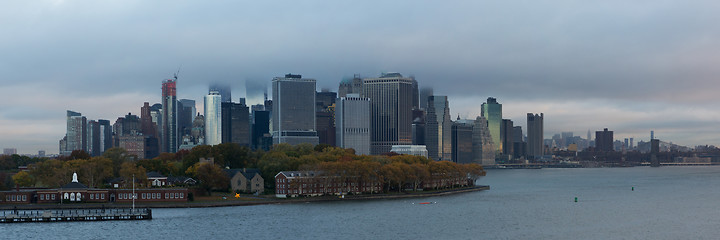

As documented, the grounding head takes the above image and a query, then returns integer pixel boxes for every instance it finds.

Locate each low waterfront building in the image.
[275,171,382,198]
[390,145,428,158]
[147,172,168,187]
[0,173,188,204]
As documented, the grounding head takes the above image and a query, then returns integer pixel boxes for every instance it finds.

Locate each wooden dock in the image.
[0,208,152,223]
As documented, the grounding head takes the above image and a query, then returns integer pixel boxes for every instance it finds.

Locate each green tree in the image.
[12,171,35,187]
[119,162,147,188]
[193,163,229,194]
[69,150,91,160]
[103,147,136,176]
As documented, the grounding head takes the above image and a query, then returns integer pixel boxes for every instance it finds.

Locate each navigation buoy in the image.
[574,197,578,202]
[632,187,634,191]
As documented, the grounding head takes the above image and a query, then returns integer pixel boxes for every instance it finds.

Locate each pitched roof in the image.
[225,168,262,180]
[146,171,167,178]
[61,181,88,189]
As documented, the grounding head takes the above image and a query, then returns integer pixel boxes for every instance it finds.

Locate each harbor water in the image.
[4,166,720,239]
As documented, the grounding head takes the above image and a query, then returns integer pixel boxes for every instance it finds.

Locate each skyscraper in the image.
[209,83,232,103]
[473,116,496,165]
[527,113,544,159]
[251,108,271,151]
[98,119,112,155]
[481,97,502,152]
[162,79,178,153]
[419,87,433,110]
[316,90,337,146]
[205,90,222,146]
[272,74,318,145]
[63,110,86,156]
[362,73,414,155]
[221,101,250,146]
[87,120,99,156]
[336,94,370,155]
[501,119,514,157]
[425,96,452,161]
[512,126,525,159]
[595,128,614,152]
[178,99,196,138]
[452,119,474,164]
[338,75,363,98]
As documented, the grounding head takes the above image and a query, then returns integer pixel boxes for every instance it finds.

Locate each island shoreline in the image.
[0,185,489,210]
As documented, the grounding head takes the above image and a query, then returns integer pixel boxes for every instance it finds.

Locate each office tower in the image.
[587,130,592,141]
[473,116,496,165]
[501,119,514,157]
[205,90,222,146]
[419,88,433,110]
[363,73,414,155]
[87,120,100,156]
[411,109,426,145]
[481,97,502,152]
[595,128,614,152]
[209,83,232,103]
[651,131,654,140]
[272,74,319,145]
[191,114,205,145]
[411,77,419,109]
[452,119,474,164]
[425,96,452,161]
[316,90,337,146]
[178,99,196,137]
[38,150,45,158]
[98,119,112,155]
[162,79,178,153]
[512,126,526,159]
[629,138,634,149]
[251,109,271,150]
[336,94,371,155]
[338,75,363,98]
[64,110,87,156]
[527,113,544,159]
[3,148,17,155]
[141,102,157,137]
[221,101,250,146]
[624,138,629,149]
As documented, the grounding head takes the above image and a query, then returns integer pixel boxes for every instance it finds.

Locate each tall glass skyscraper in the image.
[362,73,414,155]
[426,96,452,161]
[272,74,318,145]
[162,79,178,153]
[205,90,222,146]
[481,97,502,152]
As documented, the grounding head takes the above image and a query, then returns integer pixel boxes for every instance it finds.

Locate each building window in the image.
[180,193,184,198]
[101,194,104,199]
[90,194,94,200]
[22,195,27,201]
[175,193,179,198]
[11,195,15,201]
[52,194,55,200]
[142,193,146,199]
[40,194,45,200]
[165,193,169,199]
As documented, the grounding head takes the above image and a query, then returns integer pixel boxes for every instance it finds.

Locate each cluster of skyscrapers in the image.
[59,72,547,165]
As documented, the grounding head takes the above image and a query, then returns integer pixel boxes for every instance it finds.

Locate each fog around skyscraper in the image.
[3,1,720,153]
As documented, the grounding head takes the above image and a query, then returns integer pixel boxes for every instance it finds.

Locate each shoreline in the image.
[0,185,489,210]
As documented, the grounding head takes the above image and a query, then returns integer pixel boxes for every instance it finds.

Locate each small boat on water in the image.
[415,202,437,205]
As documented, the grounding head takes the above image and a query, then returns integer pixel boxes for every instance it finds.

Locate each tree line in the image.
[8,143,485,194]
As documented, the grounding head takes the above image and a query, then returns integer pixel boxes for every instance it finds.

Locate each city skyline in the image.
[3,1,720,154]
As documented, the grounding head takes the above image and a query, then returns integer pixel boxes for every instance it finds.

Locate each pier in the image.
[0,208,152,223]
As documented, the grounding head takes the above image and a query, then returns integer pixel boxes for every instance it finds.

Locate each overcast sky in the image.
[2,0,720,154]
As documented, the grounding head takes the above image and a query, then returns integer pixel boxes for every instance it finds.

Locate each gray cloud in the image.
[2,0,720,153]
